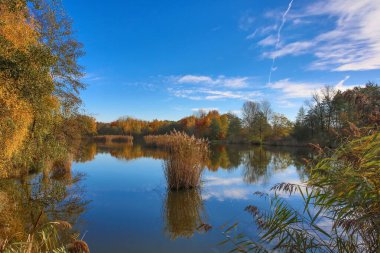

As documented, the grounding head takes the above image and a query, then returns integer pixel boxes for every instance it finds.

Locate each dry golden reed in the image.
[144,131,209,190]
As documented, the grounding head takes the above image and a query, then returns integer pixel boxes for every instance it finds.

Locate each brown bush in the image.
[145,131,209,190]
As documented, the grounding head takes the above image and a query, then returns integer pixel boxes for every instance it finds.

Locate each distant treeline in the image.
[96,83,379,146]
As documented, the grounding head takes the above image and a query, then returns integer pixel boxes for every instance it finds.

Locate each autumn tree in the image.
[0,0,87,176]
[226,113,242,141]
[292,83,380,144]
[271,113,293,140]
[210,118,221,140]
[242,101,272,143]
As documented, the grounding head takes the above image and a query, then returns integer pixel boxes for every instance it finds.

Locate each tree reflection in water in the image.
[242,147,272,184]
[73,141,310,182]
[242,146,309,184]
[0,161,89,248]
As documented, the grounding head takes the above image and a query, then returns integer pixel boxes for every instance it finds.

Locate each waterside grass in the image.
[144,131,209,190]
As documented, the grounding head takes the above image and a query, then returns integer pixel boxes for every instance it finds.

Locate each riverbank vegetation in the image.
[222,126,380,252]
[0,164,89,253]
[96,83,379,147]
[0,0,96,178]
[0,0,94,251]
[1,0,379,252]
[145,131,209,190]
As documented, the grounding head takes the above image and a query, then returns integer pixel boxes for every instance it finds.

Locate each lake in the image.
[74,142,309,252]
[0,142,310,253]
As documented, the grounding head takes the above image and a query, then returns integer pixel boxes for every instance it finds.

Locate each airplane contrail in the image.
[268,0,294,85]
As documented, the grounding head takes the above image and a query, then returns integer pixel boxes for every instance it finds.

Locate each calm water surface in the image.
[71,143,308,253]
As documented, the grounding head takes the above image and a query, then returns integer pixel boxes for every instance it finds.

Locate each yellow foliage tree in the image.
[0,2,38,173]
[0,85,32,164]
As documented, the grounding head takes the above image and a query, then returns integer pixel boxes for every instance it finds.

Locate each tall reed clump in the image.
[145,131,209,190]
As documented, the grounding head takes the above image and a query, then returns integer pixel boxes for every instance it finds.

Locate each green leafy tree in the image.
[210,117,221,140]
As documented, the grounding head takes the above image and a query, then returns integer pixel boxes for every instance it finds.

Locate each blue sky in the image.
[63,0,380,122]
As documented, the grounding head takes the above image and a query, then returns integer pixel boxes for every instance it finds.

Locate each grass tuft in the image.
[145,131,209,190]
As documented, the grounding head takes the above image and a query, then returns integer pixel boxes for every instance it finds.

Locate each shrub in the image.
[145,131,209,190]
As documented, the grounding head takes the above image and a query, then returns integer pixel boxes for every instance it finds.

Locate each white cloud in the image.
[268,76,355,99]
[169,74,263,102]
[203,90,261,100]
[258,35,277,47]
[266,0,295,84]
[259,24,278,35]
[264,41,314,58]
[246,29,258,40]
[169,87,262,101]
[263,0,380,71]
[174,75,251,88]
[191,108,219,113]
[223,77,250,88]
[177,75,213,84]
[268,79,323,99]
[167,88,202,100]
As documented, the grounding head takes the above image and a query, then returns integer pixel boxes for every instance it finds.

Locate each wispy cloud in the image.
[166,74,263,102]
[168,87,262,101]
[268,76,354,99]
[177,75,213,84]
[268,79,322,99]
[268,0,295,84]
[246,29,258,40]
[239,12,255,31]
[175,75,251,88]
[263,0,380,71]
[167,88,202,100]
[264,41,314,58]
[258,35,277,47]
[191,107,219,112]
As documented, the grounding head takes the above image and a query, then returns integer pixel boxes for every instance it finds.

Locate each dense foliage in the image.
[293,84,380,145]
[0,0,96,177]
[0,0,93,251]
